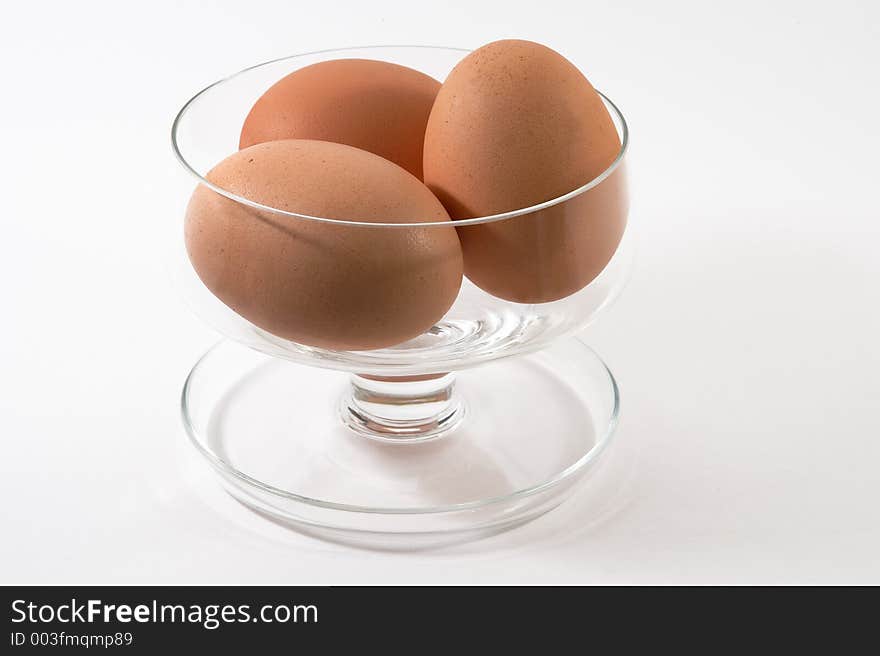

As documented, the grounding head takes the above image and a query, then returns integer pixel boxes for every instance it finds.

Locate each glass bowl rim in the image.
[171,44,629,229]
[180,337,620,516]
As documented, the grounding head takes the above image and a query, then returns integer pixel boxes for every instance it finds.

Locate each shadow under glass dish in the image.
[173,46,630,546]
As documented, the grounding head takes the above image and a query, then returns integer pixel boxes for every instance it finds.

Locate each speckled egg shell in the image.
[423,40,625,303]
[185,139,463,350]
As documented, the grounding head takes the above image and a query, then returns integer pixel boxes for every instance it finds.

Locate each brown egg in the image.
[185,140,463,350]
[424,40,626,303]
[240,59,440,179]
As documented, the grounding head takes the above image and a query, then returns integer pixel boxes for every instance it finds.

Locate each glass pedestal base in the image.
[181,337,619,548]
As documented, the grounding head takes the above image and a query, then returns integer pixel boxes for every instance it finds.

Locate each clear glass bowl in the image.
[172,46,631,546]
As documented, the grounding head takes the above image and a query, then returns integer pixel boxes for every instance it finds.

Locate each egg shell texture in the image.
[185,139,463,350]
[423,39,625,303]
[240,59,440,179]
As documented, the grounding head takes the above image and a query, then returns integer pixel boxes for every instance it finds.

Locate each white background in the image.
[1,0,878,584]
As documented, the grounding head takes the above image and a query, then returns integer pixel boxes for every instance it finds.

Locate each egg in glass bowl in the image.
[172,43,631,547]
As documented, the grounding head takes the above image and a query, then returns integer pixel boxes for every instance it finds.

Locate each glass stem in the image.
[340,372,464,443]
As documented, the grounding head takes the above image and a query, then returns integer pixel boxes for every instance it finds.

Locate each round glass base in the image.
[181,338,619,548]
